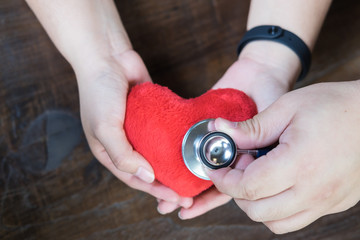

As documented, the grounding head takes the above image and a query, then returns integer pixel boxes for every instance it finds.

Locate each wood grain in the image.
[1,0,360,239]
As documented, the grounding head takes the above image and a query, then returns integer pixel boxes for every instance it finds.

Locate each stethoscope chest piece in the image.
[198,131,237,170]
[182,119,237,180]
[182,119,273,180]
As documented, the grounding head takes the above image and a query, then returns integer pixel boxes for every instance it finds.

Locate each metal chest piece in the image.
[182,119,237,180]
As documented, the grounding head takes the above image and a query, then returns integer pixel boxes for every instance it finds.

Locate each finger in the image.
[264,210,322,235]
[93,142,155,184]
[178,188,232,220]
[234,152,255,170]
[206,143,297,200]
[327,195,359,214]
[157,195,193,214]
[178,197,194,209]
[156,196,193,215]
[95,126,155,183]
[214,96,296,149]
[94,147,185,203]
[103,160,181,203]
[157,200,180,215]
[235,187,307,223]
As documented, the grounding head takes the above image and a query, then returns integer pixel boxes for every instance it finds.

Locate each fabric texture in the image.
[124,82,257,197]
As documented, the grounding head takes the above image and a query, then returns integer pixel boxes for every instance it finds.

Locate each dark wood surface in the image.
[1,0,360,239]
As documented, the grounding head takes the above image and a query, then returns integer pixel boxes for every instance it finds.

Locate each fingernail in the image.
[207,120,216,131]
[178,211,184,220]
[216,118,238,130]
[157,206,165,215]
[135,167,155,183]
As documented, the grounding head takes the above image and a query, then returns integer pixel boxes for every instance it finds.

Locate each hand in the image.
[175,41,301,219]
[76,50,192,206]
[25,0,193,212]
[206,81,360,234]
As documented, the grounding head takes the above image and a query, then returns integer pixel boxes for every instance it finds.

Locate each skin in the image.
[176,0,333,224]
[159,41,301,216]
[27,0,354,234]
[207,81,360,234]
[26,0,193,207]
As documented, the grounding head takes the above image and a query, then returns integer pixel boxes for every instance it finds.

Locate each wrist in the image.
[67,17,133,74]
[74,49,149,91]
[70,38,132,79]
[238,41,301,89]
[73,48,130,79]
[213,42,299,111]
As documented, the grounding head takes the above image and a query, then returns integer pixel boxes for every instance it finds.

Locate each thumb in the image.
[214,100,295,149]
[95,127,155,183]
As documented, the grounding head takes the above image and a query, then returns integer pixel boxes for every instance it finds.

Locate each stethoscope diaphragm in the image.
[182,119,213,180]
[198,131,237,170]
[182,119,272,180]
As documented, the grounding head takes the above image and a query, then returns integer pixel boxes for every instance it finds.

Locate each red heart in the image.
[124,83,257,197]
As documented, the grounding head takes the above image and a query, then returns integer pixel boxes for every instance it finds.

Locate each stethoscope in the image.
[182,119,272,180]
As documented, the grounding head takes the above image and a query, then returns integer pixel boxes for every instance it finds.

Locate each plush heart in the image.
[124,82,257,197]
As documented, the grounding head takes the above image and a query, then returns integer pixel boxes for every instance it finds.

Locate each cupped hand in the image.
[158,41,301,217]
[207,81,360,234]
[76,50,192,206]
[176,39,303,219]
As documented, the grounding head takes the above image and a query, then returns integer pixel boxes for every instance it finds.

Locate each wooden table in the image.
[1,0,360,239]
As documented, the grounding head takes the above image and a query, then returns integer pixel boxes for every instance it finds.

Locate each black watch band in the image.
[237,25,311,81]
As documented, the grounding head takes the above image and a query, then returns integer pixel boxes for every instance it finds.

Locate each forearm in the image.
[26,0,131,72]
[240,0,332,85]
[248,0,332,50]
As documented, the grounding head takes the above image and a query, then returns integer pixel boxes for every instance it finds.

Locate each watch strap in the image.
[237,25,311,81]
